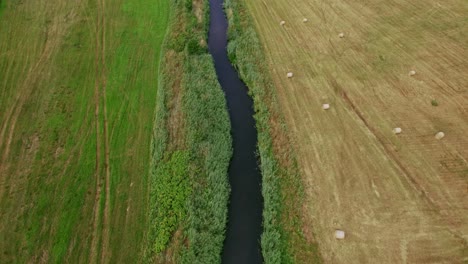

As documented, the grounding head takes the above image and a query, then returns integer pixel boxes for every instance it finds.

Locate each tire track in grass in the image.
[0,3,78,201]
[100,0,112,259]
[88,0,111,261]
[88,0,104,261]
[334,80,440,210]
[0,14,58,173]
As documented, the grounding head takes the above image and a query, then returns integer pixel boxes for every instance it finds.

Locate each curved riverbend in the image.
[207,0,263,263]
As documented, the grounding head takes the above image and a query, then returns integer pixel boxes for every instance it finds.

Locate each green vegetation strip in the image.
[0,0,5,14]
[0,0,169,262]
[181,54,231,263]
[146,0,231,262]
[225,0,322,263]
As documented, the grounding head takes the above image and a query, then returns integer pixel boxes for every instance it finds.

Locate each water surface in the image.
[207,0,263,263]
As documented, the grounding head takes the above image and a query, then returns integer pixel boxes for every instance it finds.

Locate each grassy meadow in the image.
[0,0,169,262]
[241,0,468,263]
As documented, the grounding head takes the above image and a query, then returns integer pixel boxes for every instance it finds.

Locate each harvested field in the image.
[244,0,468,263]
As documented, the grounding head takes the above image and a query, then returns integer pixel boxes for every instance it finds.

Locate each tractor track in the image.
[0,4,79,202]
[88,0,103,260]
[89,0,110,261]
[100,0,112,259]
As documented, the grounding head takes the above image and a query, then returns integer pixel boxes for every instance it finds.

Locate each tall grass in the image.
[146,0,231,262]
[0,0,5,13]
[145,10,172,259]
[180,54,231,264]
[224,0,322,263]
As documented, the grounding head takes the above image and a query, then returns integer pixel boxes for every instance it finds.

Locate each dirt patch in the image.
[165,50,186,152]
[192,0,203,23]
[155,227,184,264]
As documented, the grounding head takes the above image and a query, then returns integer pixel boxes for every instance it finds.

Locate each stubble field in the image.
[244,0,468,263]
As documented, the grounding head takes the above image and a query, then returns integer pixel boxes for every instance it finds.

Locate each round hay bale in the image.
[409,70,416,76]
[393,127,402,134]
[303,18,308,23]
[435,132,445,140]
[287,72,294,78]
[280,20,286,26]
[322,103,330,110]
[338,33,345,38]
[335,230,345,239]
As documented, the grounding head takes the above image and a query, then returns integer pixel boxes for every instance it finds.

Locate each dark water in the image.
[207,0,263,263]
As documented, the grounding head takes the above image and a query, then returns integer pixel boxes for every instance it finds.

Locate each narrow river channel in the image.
[207,0,263,263]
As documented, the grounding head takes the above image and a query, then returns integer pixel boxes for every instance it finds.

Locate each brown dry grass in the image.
[193,0,204,24]
[166,50,187,152]
[245,0,468,263]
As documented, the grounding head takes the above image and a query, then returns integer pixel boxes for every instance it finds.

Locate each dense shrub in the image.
[153,151,190,252]
[187,38,206,55]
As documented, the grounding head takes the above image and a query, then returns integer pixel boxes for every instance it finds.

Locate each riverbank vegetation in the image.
[224,0,322,263]
[146,0,231,262]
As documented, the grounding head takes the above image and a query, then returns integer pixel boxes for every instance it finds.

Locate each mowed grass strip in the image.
[243,0,468,263]
[0,0,169,262]
[102,0,169,262]
[0,2,97,262]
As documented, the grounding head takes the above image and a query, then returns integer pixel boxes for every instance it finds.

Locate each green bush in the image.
[185,0,192,11]
[187,38,206,55]
[153,151,190,253]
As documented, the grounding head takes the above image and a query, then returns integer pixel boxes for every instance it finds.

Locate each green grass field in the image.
[0,0,169,262]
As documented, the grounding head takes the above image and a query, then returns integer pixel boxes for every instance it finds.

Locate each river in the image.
[207,0,263,263]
